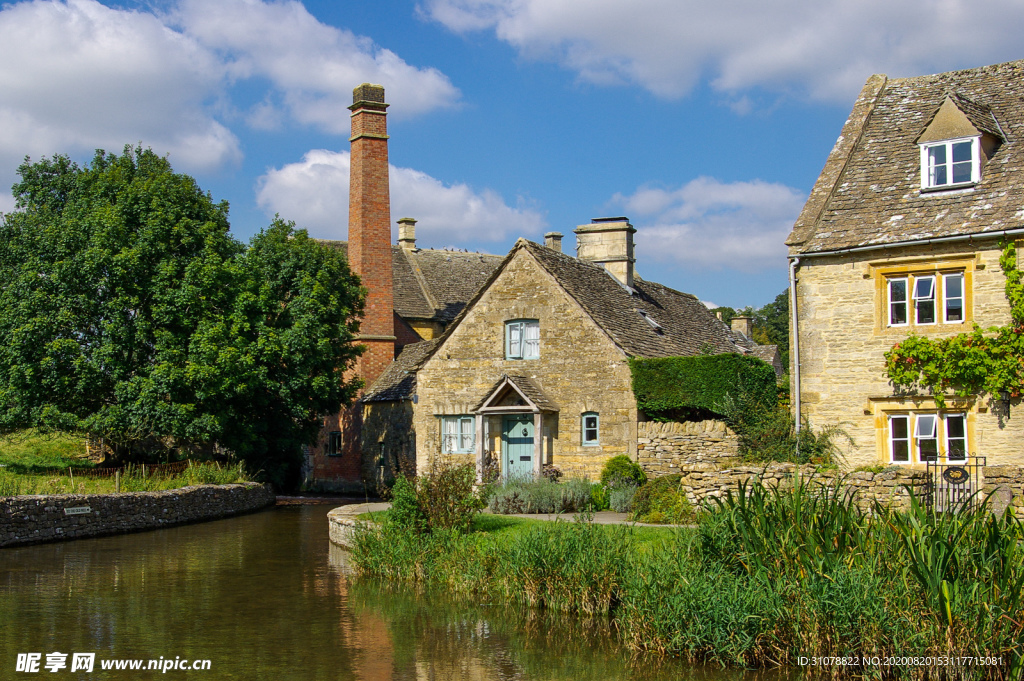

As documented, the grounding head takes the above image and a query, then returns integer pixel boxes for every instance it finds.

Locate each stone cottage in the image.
[408,221,762,481]
[787,59,1024,469]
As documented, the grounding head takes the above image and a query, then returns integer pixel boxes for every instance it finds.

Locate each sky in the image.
[2,1,1024,308]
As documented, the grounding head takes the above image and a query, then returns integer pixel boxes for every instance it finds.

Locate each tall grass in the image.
[0,461,249,497]
[353,476,1024,678]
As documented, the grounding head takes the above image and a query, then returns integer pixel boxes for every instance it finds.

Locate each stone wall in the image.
[676,463,930,514]
[983,466,1024,516]
[636,420,740,475]
[0,483,275,548]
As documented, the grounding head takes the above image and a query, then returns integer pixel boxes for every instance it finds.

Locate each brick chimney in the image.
[398,217,417,250]
[574,217,635,287]
[349,83,395,387]
[544,231,563,252]
[731,316,753,338]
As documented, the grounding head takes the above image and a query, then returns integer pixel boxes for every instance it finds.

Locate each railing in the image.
[925,454,985,512]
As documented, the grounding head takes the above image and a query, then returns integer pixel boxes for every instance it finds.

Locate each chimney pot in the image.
[398,217,417,250]
[731,315,753,339]
[574,217,635,287]
[544,232,563,252]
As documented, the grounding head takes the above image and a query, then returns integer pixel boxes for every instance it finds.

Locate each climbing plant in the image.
[885,241,1024,406]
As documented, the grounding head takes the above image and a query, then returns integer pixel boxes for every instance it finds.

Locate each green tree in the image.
[0,146,365,487]
[711,288,790,367]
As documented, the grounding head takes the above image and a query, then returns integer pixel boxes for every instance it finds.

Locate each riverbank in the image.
[0,482,275,547]
[346,479,1023,678]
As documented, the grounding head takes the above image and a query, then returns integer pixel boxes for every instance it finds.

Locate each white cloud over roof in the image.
[256,149,545,244]
[612,177,805,272]
[421,0,1024,102]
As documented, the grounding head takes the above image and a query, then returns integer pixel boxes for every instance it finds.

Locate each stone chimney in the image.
[398,217,417,250]
[574,217,635,287]
[731,315,753,338]
[348,83,395,387]
[544,231,563,252]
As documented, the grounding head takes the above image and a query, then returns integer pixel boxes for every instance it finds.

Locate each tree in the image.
[711,288,791,367]
[0,146,365,487]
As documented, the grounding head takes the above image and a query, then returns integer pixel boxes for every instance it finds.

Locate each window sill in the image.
[919,182,977,194]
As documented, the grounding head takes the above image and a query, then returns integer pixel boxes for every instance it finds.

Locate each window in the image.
[581,412,599,446]
[327,431,342,457]
[887,413,968,463]
[920,137,980,190]
[441,416,475,454]
[887,273,964,327]
[505,320,539,360]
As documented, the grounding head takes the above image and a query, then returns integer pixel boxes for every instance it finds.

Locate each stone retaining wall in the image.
[0,483,275,548]
[983,466,1024,516]
[677,463,930,513]
[636,420,740,474]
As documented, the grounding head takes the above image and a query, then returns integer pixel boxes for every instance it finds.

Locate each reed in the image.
[353,476,1024,678]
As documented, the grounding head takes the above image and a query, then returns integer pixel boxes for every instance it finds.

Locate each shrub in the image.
[630,354,776,421]
[488,478,605,514]
[416,462,485,533]
[386,474,427,533]
[600,455,646,488]
[590,484,610,511]
[609,482,637,513]
[560,478,596,512]
[541,464,563,482]
[630,474,694,524]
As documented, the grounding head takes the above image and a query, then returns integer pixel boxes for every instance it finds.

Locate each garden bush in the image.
[385,462,484,534]
[599,455,646,488]
[609,482,637,513]
[488,477,607,514]
[630,474,694,524]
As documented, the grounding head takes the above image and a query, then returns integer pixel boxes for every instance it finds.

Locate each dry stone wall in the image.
[636,420,740,474]
[0,482,275,548]
[983,466,1024,516]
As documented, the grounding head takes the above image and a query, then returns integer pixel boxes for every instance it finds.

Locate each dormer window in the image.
[920,136,980,190]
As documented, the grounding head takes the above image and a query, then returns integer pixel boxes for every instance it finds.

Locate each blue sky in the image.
[2,1,1024,308]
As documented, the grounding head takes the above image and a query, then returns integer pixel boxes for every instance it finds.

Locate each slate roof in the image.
[315,240,502,323]
[788,59,1024,255]
[361,340,438,402]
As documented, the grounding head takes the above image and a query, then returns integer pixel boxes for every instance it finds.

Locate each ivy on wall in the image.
[630,354,777,421]
[885,241,1024,406]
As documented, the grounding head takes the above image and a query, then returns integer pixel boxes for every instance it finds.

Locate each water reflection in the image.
[0,506,789,681]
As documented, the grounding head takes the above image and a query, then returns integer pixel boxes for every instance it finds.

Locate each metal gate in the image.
[925,455,985,512]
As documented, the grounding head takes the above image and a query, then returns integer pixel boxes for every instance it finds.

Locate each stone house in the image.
[408,221,761,481]
[787,59,1024,469]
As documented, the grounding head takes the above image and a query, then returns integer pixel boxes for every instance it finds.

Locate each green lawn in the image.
[0,430,92,473]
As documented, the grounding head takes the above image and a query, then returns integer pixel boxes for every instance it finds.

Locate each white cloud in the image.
[0,0,240,176]
[0,0,459,197]
[256,149,545,244]
[174,0,460,130]
[421,0,1024,102]
[612,177,804,272]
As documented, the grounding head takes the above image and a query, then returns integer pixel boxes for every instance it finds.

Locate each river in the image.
[0,504,790,680]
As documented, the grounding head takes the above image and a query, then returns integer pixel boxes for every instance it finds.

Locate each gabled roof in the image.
[429,239,748,361]
[788,59,1024,255]
[361,339,438,403]
[315,240,503,323]
[473,374,559,413]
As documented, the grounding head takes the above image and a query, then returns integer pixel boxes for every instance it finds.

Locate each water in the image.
[0,505,783,680]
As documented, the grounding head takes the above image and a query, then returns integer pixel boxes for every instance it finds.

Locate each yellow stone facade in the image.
[794,238,1022,468]
[414,249,637,479]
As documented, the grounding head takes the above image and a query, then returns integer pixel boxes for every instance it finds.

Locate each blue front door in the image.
[503,415,534,480]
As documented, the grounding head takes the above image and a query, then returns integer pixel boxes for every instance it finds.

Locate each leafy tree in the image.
[0,146,365,487]
[711,288,791,367]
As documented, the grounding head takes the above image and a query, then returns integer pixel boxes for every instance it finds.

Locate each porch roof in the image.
[472,374,559,414]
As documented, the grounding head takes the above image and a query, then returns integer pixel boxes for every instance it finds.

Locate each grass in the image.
[351,477,1024,678]
[0,430,92,473]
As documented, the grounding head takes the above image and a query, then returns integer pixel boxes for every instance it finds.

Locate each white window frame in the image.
[441,415,475,454]
[886,272,966,328]
[920,136,980,190]
[887,412,968,464]
[581,412,600,446]
[888,277,909,327]
[913,275,936,326]
[943,272,964,324]
[505,319,539,360]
